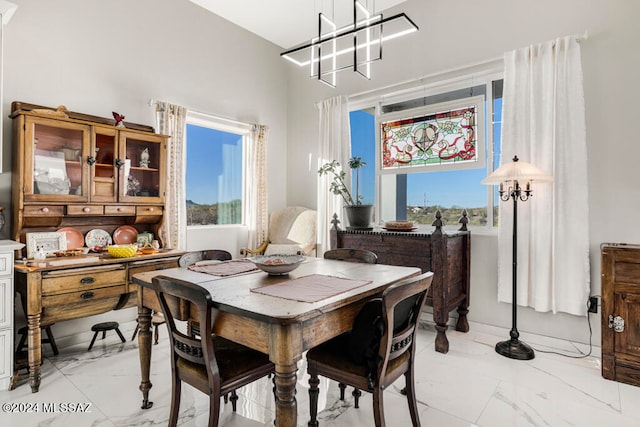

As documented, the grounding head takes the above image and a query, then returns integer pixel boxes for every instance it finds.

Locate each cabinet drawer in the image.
[24,205,64,217]
[105,205,136,215]
[42,284,126,308]
[67,205,104,216]
[136,205,163,216]
[128,258,179,283]
[0,252,13,276]
[42,266,126,295]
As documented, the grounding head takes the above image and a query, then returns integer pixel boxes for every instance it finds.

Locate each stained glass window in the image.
[379,96,485,173]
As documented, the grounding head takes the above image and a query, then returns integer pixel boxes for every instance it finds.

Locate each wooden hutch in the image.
[10,102,183,392]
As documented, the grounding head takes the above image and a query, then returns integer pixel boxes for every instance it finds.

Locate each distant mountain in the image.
[186,200,199,206]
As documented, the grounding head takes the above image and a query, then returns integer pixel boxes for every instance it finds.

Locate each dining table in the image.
[132,257,422,427]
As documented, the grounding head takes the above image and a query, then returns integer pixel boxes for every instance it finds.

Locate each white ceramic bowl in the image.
[248,254,305,275]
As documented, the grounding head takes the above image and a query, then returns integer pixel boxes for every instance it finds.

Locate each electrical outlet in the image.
[588,296,598,314]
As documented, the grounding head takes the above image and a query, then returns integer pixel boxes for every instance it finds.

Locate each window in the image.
[185,111,250,226]
[350,76,503,227]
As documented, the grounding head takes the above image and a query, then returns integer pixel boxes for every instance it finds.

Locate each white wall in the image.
[3,0,289,339]
[285,0,640,345]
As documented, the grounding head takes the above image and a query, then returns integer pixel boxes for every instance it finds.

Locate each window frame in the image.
[185,110,252,228]
[349,67,503,229]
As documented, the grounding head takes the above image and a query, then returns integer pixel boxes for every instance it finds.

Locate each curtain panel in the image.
[317,96,352,255]
[500,36,590,315]
[155,101,187,250]
[244,124,268,250]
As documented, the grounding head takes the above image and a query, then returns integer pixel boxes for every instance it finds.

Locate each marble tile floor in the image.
[1,319,639,427]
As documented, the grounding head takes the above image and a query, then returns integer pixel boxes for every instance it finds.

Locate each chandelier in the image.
[280,0,418,87]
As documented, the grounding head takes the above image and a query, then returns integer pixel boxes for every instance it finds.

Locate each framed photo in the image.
[26,231,67,258]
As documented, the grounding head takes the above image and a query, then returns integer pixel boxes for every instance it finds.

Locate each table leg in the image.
[274,363,298,427]
[137,305,154,409]
[456,306,470,332]
[27,314,42,393]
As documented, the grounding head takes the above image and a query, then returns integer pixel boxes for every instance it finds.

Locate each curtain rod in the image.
[328,30,589,104]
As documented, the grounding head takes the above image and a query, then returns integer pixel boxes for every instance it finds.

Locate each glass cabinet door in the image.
[23,116,90,202]
[118,131,165,203]
[91,126,118,202]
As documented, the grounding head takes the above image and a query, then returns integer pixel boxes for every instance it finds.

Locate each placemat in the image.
[187,259,258,276]
[250,274,372,303]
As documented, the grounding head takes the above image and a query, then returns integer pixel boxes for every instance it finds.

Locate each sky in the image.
[185,124,242,205]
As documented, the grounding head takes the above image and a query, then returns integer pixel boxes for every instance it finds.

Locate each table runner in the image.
[187,259,258,276]
[250,274,372,303]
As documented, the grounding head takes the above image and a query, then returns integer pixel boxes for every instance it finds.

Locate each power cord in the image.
[532,295,599,359]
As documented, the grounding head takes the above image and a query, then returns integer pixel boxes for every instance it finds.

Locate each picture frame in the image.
[26,231,67,258]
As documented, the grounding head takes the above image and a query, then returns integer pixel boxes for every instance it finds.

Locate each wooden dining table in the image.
[132,257,421,427]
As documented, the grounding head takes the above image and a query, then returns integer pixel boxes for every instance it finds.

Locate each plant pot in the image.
[345,204,374,229]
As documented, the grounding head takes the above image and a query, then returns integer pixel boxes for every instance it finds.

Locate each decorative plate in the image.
[85,229,113,248]
[382,227,418,232]
[113,225,138,245]
[57,227,85,249]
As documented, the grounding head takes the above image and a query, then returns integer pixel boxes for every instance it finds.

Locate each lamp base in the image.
[495,339,535,360]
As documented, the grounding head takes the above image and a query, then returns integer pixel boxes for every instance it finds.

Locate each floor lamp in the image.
[482,155,553,360]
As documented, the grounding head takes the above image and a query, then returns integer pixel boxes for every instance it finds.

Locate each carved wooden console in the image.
[330,213,471,353]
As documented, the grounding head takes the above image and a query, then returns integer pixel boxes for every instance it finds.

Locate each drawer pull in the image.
[117,207,123,212]
[147,207,154,212]
[83,207,91,213]
[41,207,49,213]
[80,277,95,284]
[81,291,95,299]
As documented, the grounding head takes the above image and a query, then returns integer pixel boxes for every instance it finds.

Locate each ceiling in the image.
[189,0,409,49]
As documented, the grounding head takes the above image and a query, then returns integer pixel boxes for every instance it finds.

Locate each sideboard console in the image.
[14,250,183,392]
[330,216,471,353]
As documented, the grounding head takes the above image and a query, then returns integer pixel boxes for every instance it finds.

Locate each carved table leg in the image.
[274,363,298,427]
[27,314,42,393]
[137,305,154,409]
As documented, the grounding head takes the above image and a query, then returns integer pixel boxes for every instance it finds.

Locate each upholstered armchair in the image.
[241,206,317,257]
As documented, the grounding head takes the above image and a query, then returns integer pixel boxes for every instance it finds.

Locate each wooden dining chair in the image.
[178,249,232,337]
[323,248,378,264]
[151,275,275,427]
[306,271,433,427]
[178,249,232,267]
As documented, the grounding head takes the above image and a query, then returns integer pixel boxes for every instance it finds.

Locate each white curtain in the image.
[155,101,187,250]
[243,124,268,251]
[317,96,351,255]
[499,36,590,315]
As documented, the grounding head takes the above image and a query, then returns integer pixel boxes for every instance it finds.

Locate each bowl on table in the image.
[248,254,305,275]
[107,244,138,258]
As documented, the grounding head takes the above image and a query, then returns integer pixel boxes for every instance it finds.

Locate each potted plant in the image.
[318,156,374,229]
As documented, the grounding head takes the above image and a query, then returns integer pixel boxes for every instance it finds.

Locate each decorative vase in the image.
[344,204,374,229]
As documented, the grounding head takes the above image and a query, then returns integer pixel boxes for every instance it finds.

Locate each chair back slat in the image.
[324,248,378,264]
[377,272,433,374]
[171,330,205,364]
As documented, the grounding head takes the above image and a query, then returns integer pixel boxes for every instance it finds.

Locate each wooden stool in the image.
[131,312,165,345]
[88,321,126,351]
[17,325,59,355]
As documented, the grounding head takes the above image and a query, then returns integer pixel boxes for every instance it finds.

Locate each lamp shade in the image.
[0,1,17,25]
[481,155,553,185]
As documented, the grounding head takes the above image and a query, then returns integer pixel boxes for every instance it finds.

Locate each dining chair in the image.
[178,249,232,267]
[178,249,232,337]
[151,275,275,427]
[323,247,378,401]
[323,248,378,264]
[306,271,434,427]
